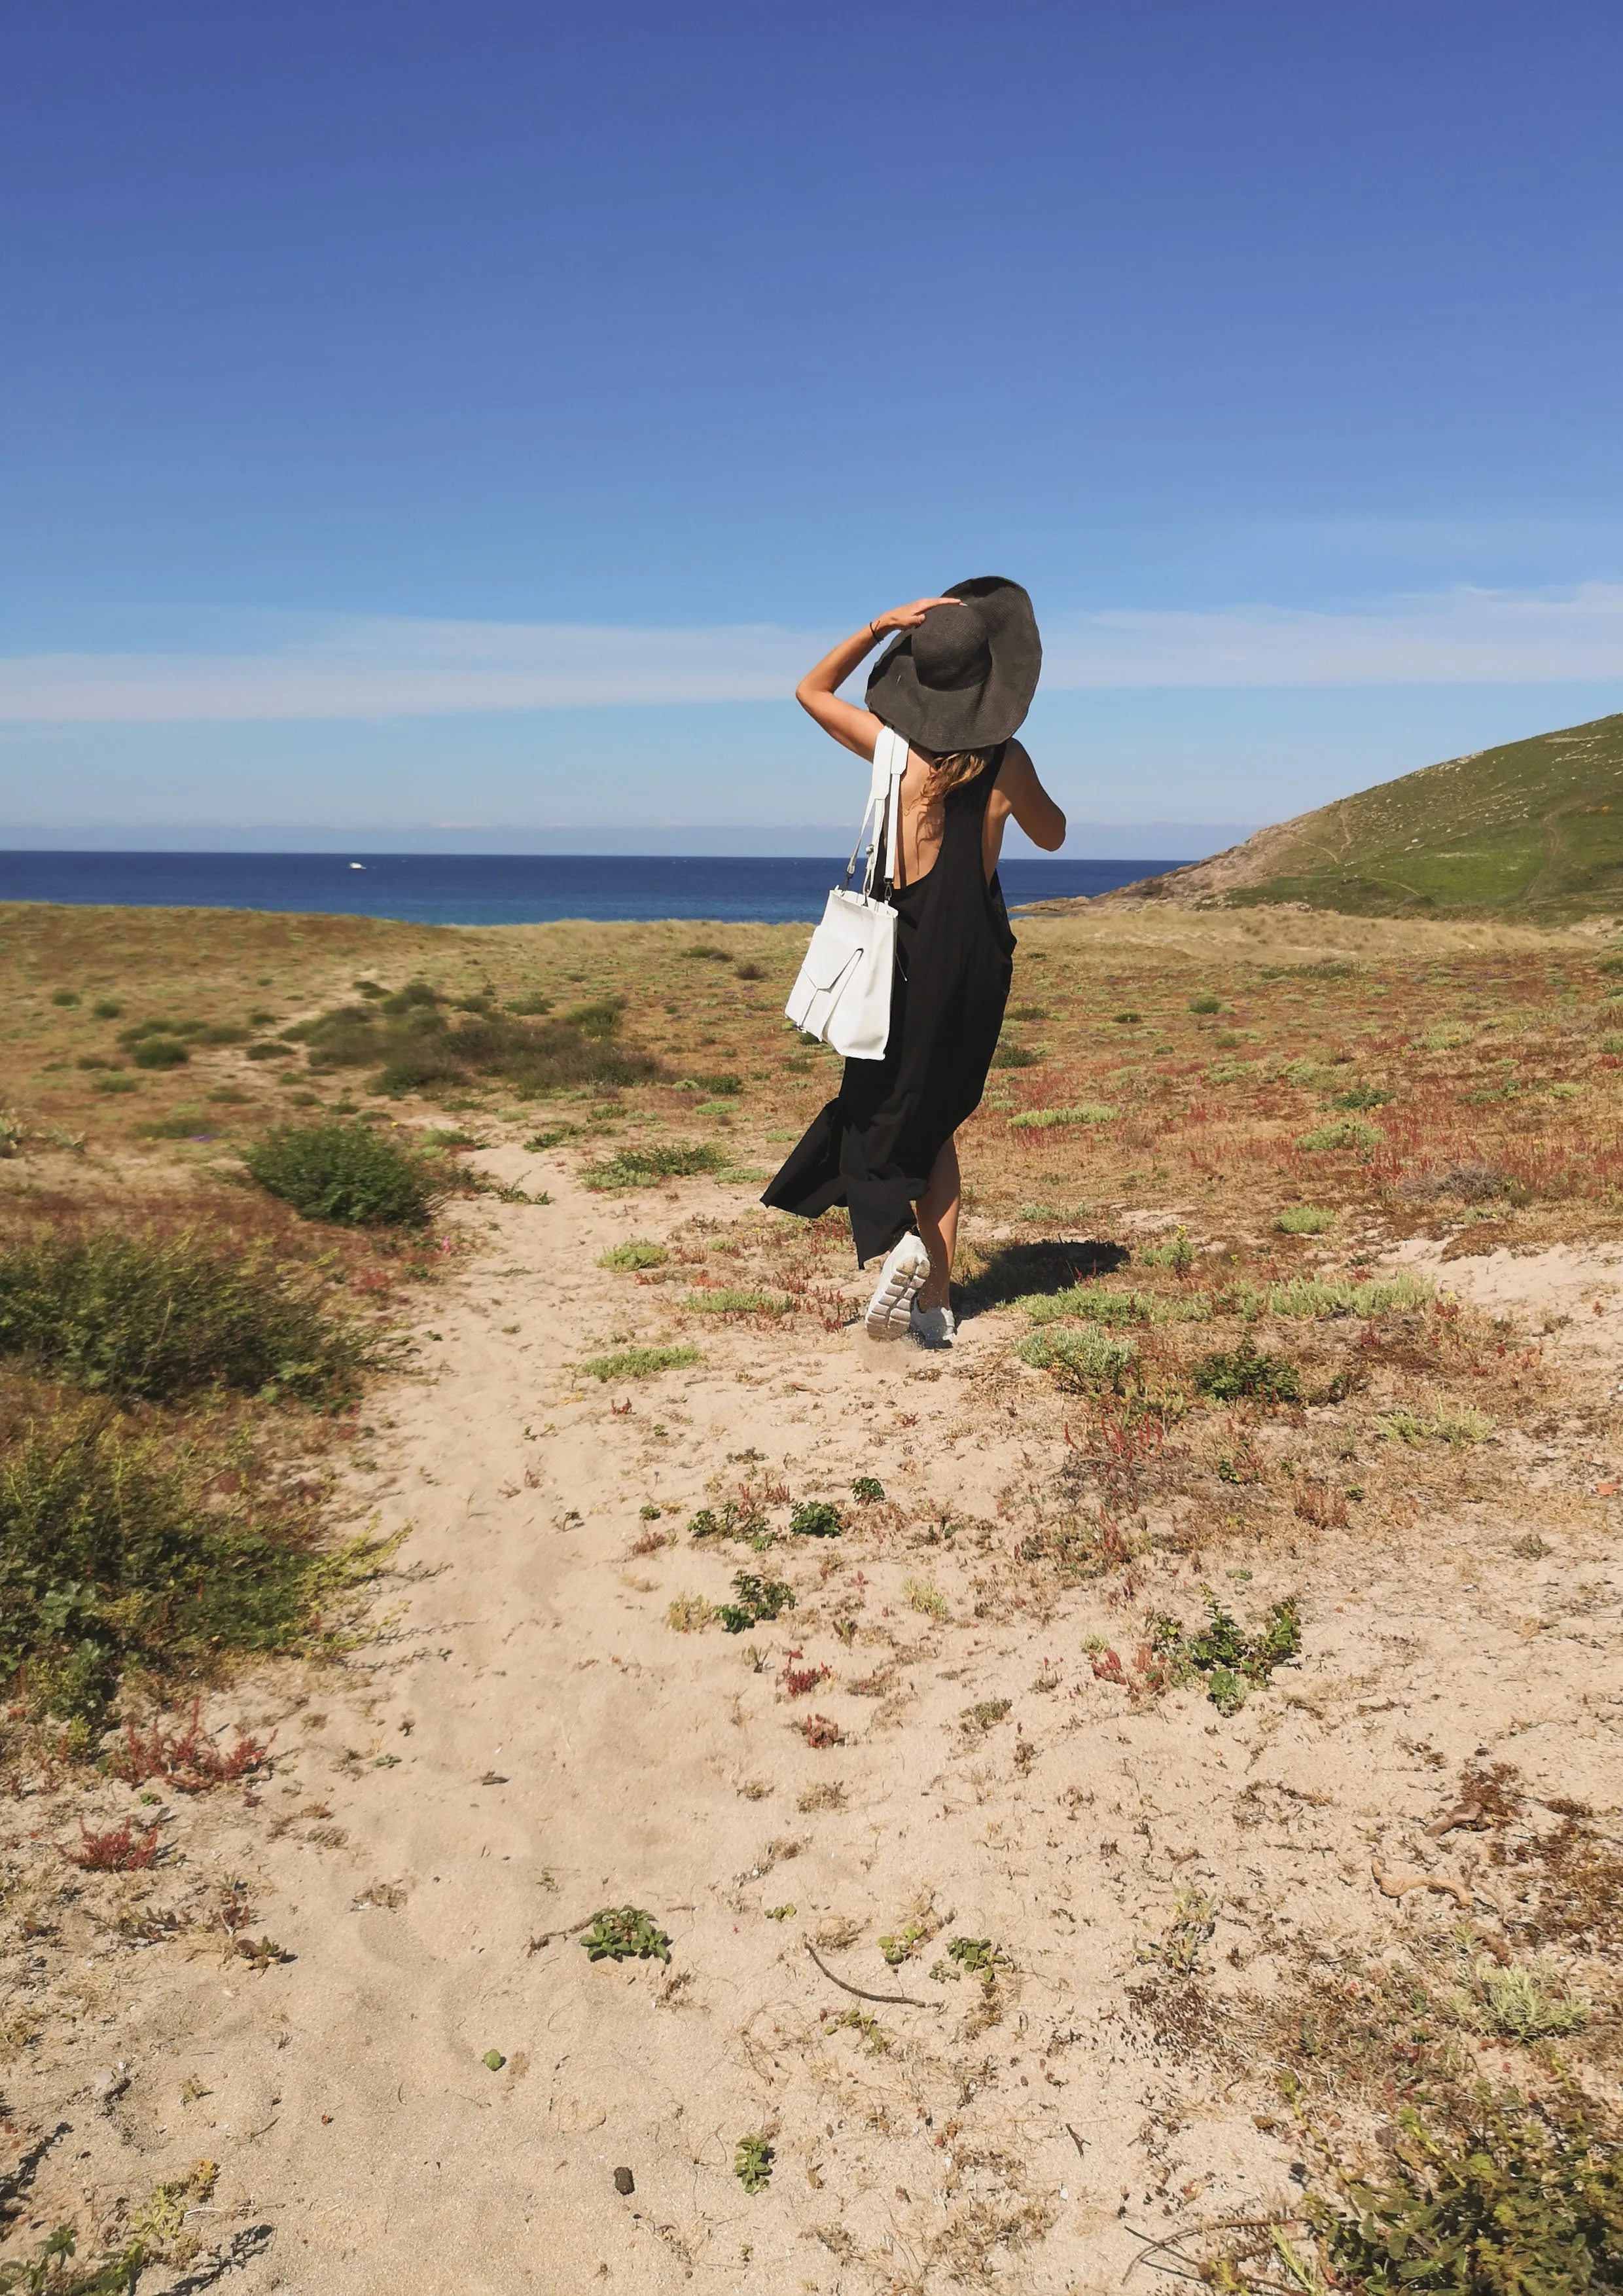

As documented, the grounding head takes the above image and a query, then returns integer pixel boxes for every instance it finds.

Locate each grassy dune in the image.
[1108,708,1623,918]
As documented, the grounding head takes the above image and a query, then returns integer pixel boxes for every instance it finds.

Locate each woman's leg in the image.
[914,1133,961,1311]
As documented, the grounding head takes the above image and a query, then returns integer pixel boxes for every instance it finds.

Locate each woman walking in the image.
[763,579,1065,1347]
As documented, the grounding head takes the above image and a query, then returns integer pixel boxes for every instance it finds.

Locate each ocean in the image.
[0,851,1168,927]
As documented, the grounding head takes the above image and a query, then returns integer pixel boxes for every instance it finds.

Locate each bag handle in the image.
[844,727,908,899]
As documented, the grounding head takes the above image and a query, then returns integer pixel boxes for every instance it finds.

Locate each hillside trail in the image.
[31,1157,1623,2295]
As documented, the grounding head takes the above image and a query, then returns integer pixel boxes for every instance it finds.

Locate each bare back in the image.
[892,739,1036,889]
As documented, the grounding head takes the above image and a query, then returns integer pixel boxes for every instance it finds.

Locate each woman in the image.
[763,579,1066,1347]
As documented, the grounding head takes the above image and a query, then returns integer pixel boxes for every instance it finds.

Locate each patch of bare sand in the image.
[14,1197,1622,2293]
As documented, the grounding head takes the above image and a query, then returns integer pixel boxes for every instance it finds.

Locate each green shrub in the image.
[504,993,553,1015]
[1147,1594,1300,1714]
[580,1905,672,1962]
[51,990,80,1008]
[580,1142,726,1190]
[1299,2084,1623,2296]
[1188,994,1222,1014]
[597,1239,668,1271]
[789,1500,842,1537]
[851,1476,885,1503]
[194,1022,251,1047]
[716,1571,795,1632]
[1137,1227,1194,1272]
[580,1344,700,1381]
[245,1041,294,1061]
[1332,1083,1392,1109]
[1018,1282,1154,1325]
[245,1121,446,1228]
[1008,1103,1118,1130]
[734,2136,774,2193]
[0,1410,368,1729]
[1016,1325,1138,1385]
[681,1288,793,1315]
[0,1230,353,1402]
[686,1072,742,1095]
[991,1043,1044,1067]
[284,992,654,1100]
[130,1037,188,1070]
[1295,1117,1383,1154]
[92,998,123,1019]
[92,1075,139,1094]
[1277,1204,1335,1233]
[1263,1272,1432,1319]
[1193,1339,1302,1404]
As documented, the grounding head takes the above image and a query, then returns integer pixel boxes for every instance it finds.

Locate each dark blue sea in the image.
[0,852,1168,927]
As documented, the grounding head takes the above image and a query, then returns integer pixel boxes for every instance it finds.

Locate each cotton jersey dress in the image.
[762,746,1016,1265]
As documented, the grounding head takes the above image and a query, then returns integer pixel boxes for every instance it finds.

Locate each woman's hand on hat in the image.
[871,596,960,637]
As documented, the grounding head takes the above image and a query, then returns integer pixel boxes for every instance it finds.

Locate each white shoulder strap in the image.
[844,726,910,898]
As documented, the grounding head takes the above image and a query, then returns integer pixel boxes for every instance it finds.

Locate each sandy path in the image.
[22,1185,1622,2294]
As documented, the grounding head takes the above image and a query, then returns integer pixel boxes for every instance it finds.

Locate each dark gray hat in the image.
[865,576,1041,753]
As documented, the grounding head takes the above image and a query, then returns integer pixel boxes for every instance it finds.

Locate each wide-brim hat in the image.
[865,576,1041,753]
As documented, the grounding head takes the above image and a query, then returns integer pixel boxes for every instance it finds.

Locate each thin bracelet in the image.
[869,620,882,642]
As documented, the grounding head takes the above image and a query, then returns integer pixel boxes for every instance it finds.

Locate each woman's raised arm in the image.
[993,738,1067,852]
[795,597,960,760]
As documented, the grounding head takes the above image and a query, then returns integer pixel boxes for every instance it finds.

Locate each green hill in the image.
[1115,710,1623,918]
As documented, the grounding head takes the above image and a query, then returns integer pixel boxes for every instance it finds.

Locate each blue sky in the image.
[3,0,1622,851]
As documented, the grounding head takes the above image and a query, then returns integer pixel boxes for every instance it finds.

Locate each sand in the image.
[11,1159,1622,2293]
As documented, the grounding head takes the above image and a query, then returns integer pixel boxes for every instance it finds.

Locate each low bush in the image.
[717,1571,794,1632]
[0,1229,355,1401]
[1016,1324,1138,1385]
[245,1041,294,1060]
[580,1343,700,1381]
[1193,1338,1302,1405]
[130,1037,189,1069]
[1018,1281,1155,1325]
[281,990,656,1100]
[1188,994,1222,1014]
[580,1141,726,1190]
[1287,2083,1623,2296]
[1276,1204,1335,1233]
[1008,1103,1118,1130]
[992,1043,1044,1067]
[1146,1593,1301,1714]
[1295,1117,1383,1154]
[789,1499,842,1537]
[1261,1272,1433,1319]
[682,1287,793,1315]
[0,1410,371,1730]
[245,1121,446,1228]
[597,1239,668,1271]
[581,1904,673,1962]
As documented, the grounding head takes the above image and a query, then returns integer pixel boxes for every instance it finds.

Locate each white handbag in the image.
[785,726,908,1062]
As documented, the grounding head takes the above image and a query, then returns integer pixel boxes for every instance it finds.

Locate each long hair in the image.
[919,745,997,795]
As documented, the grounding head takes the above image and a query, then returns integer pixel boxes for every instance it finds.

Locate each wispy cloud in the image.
[1043,583,1623,688]
[2,584,1622,725]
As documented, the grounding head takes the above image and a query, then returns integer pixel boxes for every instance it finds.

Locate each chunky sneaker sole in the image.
[910,1303,955,1350]
[864,1232,931,1339]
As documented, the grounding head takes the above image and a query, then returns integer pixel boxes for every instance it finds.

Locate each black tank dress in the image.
[762,749,1016,1265]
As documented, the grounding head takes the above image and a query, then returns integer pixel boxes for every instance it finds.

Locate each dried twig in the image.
[526,1911,601,1954]
[1372,1861,1472,1910]
[1425,1798,1486,1839]
[804,1939,938,2007]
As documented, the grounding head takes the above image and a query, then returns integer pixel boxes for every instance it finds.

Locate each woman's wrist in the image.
[868,617,886,643]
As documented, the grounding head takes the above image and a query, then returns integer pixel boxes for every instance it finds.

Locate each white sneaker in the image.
[864,1232,931,1339]
[910,1303,955,1349]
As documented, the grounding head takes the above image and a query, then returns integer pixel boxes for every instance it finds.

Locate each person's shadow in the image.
[955,1238,1130,1321]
